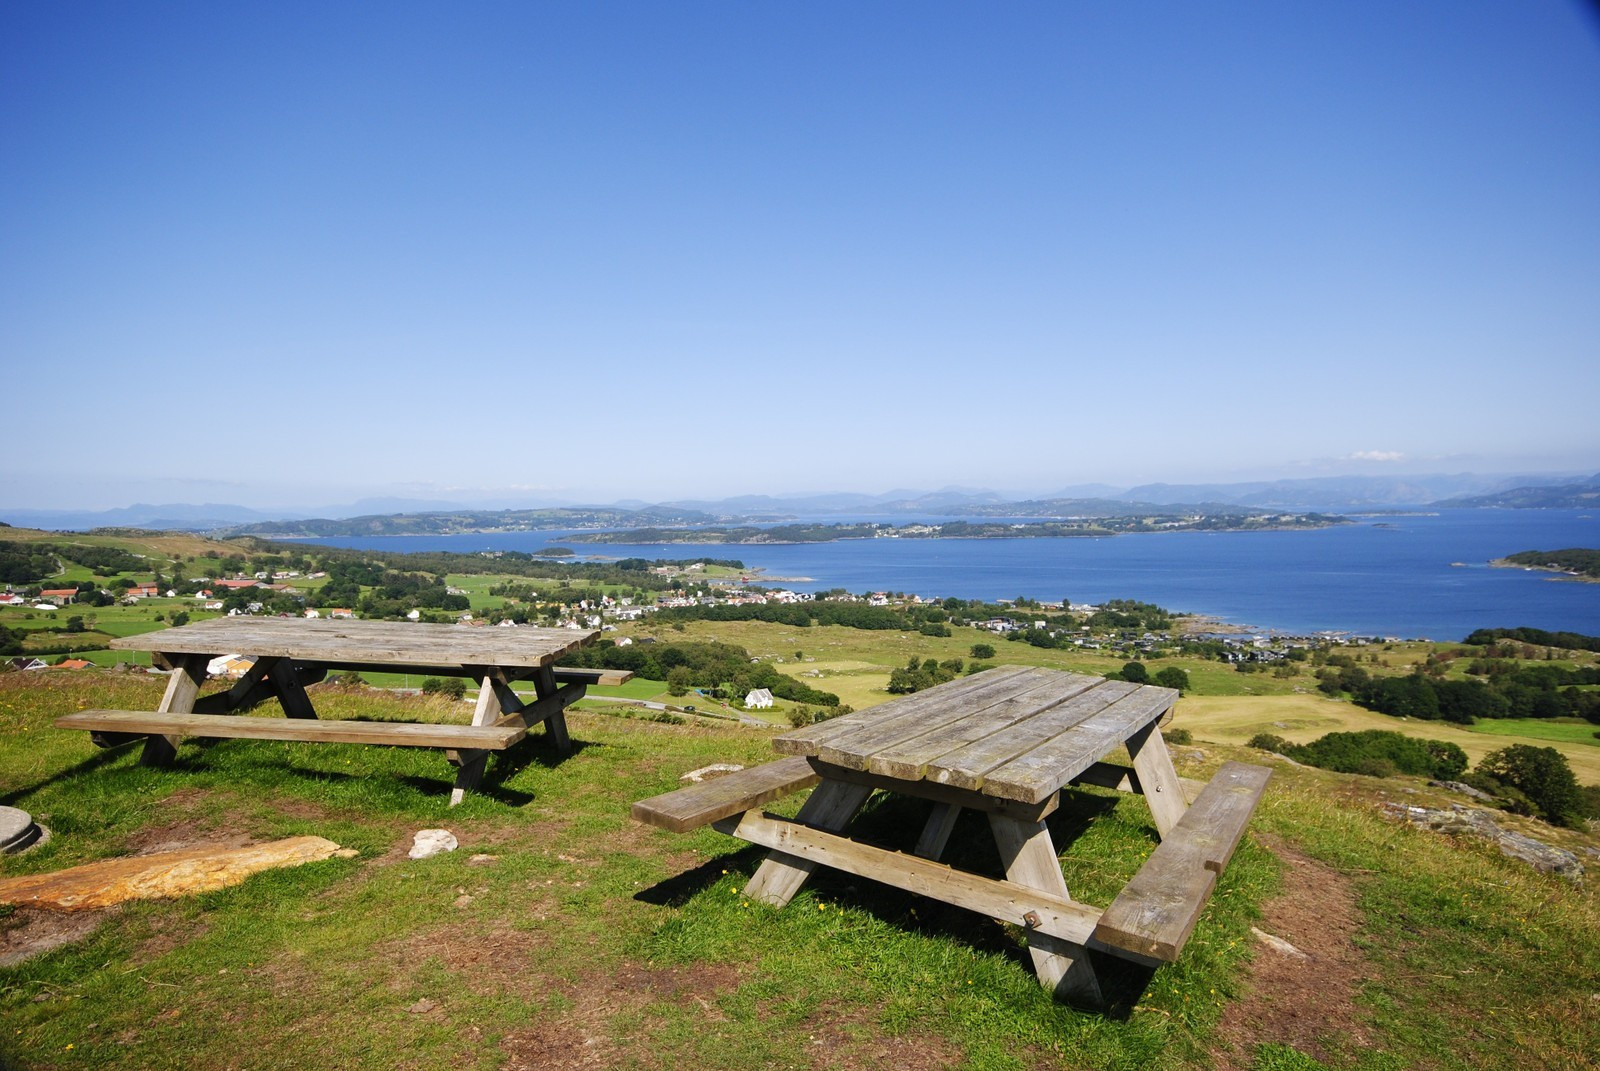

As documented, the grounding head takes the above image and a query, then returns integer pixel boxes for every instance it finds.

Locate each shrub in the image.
[1153,666,1190,693]
[1475,745,1585,827]
[1286,730,1466,780]
[420,677,467,699]
[1165,727,1193,745]
[1248,733,1292,753]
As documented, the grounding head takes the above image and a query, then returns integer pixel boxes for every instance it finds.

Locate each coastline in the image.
[1489,558,1600,584]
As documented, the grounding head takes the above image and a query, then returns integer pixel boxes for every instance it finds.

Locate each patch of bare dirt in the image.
[1210,835,1372,1068]
[0,905,112,966]
[499,959,745,1070]
[803,1004,965,1071]
[375,917,558,998]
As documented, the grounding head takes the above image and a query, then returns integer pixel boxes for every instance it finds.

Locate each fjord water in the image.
[297,509,1599,640]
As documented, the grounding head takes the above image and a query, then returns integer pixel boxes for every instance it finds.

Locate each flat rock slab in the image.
[0,836,346,910]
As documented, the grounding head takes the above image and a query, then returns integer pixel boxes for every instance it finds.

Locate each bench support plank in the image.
[713,809,1102,948]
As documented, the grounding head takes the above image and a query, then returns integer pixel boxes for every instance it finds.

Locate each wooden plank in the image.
[1090,761,1271,963]
[1071,762,1140,793]
[988,813,1104,1004]
[858,673,1104,780]
[58,710,526,751]
[551,667,634,687]
[1126,721,1188,837]
[921,680,1141,797]
[937,685,1177,804]
[139,654,208,767]
[268,658,319,719]
[742,779,874,906]
[113,617,594,669]
[806,760,1059,823]
[1185,761,1272,872]
[772,665,1042,758]
[913,802,962,860]
[631,756,821,833]
[713,809,1102,947]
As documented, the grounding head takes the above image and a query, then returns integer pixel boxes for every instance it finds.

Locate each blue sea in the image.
[291,509,1599,641]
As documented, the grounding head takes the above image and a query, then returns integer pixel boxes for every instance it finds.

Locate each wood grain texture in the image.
[944,686,1177,803]
[772,665,1042,759]
[631,757,821,833]
[741,779,874,906]
[112,617,594,669]
[1090,760,1271,963]
[714,809,1101,946]
[58,709,528,750]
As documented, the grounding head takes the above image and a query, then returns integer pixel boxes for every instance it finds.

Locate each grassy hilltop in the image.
[3,527,1600,1068]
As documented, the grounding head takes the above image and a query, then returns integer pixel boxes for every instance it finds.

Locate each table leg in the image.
[987,813,1104,1005]
[268,659,320,719]
[914,801,963,860]
[447,671,507,806]
[532,666,571,751]
[1126,722,1188,837]
[743,779,874,906]
[139,654,208,767]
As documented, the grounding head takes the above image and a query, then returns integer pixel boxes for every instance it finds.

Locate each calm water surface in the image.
[294,510,1599,641]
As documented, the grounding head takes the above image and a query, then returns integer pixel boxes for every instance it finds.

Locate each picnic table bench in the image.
[634,665,1269,1004]
[56,618,630,805]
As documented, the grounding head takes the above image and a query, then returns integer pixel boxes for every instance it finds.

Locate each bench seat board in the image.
[632,757,821,833]
[57,710,525,750]
[1091,761,1271,963]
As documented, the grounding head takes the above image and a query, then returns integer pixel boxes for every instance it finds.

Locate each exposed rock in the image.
[408,998,438,1014]
[1429,780,1497,803]
[0,836,344,910]
[467,853,499,866]
[680,763,744,784]
[408,829,459,859]
[1383,803,1584,879]
[1251,926,1310,960]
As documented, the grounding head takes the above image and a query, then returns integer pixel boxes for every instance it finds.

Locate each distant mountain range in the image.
[3,472,1594,534]
[1435,475,1600,509]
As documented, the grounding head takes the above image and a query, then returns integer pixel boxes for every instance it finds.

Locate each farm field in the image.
[1175,693,1600,785]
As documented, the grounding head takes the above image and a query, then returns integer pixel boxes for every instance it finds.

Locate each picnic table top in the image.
[772,665,1178,805]
[111,617,597,669]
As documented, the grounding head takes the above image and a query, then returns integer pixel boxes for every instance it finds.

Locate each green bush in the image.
[1165,727,1193,745]
[1475,745,1585,827]
[1286,730,1467,780]
[1247,733,1292,753]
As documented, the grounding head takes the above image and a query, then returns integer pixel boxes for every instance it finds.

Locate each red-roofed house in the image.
[40,588,79,605]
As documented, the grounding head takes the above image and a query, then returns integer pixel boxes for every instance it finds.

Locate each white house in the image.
[744,688,774,710]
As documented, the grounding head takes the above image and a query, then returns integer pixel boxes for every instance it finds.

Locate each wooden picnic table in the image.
[57,618,626,805]
[634,665,1269,1004]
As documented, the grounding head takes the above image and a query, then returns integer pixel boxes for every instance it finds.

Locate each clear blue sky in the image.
[4,2,1598,510]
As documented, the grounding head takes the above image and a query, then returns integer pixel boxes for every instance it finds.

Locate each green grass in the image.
[1463,717,1600,747]
[2,668,1598,1069]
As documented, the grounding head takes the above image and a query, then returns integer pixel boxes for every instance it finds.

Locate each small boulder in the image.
[680,764,745,784]
[408,830,459,860]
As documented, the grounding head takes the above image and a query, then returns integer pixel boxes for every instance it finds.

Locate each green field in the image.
[1463,717,1600,747]
[1,669,1598,1070]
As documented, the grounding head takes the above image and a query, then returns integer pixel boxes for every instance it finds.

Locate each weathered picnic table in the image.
[56,618,628,805]
[634,665,1269,1004]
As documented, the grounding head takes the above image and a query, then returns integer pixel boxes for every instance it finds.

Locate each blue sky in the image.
[4,2,1598,510]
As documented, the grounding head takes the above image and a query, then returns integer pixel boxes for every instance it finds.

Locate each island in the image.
[570,513,1350,544]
